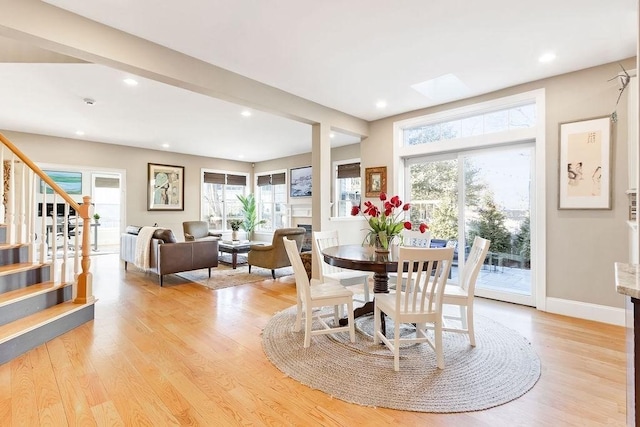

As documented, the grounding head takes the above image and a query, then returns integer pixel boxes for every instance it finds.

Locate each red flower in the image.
[366,205,380,217]
[350,192,430,250]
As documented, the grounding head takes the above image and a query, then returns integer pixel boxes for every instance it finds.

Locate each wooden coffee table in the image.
[218,241,262,269]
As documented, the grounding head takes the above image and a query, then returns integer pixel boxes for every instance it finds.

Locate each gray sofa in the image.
[120,226,219,286]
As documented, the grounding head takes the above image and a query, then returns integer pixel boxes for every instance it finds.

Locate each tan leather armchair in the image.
[248,227,306,279]
[183,221,222,241]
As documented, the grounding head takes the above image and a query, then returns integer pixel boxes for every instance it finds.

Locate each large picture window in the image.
[396,89,545,309]
[201,170,247,231]
[256,171,287,231]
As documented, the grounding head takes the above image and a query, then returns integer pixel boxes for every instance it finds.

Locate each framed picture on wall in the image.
[39,170,83,194]
[290,166,312,197]
[558,116,612,209]
[147,163,184,211]
[365,166,387,197]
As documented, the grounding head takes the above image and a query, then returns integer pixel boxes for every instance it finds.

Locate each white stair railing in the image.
[0,132,94,304]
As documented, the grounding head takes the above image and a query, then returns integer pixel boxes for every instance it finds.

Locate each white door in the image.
[406,143,535,306]
[91,173,122,251]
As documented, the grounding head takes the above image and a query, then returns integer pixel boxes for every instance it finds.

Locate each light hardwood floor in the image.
[0,253,627,426]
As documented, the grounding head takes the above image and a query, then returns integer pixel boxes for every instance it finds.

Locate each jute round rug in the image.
[262,306,541,413]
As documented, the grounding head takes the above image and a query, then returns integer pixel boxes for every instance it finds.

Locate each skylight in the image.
[411,74,470,103]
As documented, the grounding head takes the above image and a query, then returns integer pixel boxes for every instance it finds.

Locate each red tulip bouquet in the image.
[351,192,428,251]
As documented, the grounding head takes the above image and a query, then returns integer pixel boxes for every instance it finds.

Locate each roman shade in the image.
[226,174,247,186]
[203,172,225,184]
[203,172,246,186]
[257,172,286,186]
[337,162,360,179]
[94,177,120,188]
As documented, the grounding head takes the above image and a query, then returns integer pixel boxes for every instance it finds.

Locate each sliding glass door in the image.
[407,143,534,306]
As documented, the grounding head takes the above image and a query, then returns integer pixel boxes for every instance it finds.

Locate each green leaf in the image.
[237,193,266,234]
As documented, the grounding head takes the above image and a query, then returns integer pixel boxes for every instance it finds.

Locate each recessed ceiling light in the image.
[329,133,335,139]
[123,78,138,86]
[161,143,170,149]
[538,52,556,63]
[241,110,252,117]
[375,100,387,109]
[75,130,85,136]
[238,154,245,159]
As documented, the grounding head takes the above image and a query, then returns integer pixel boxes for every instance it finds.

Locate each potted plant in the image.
[237,193,266,241]
[229,219,243,241]
[93,213,100,224]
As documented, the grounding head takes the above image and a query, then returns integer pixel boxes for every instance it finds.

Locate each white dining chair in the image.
[283,237,356,348]
[402,228,432,248]
[374,246,454,371]
[440,236,491,346]
[313,230,371,306]
[388,229,431,287]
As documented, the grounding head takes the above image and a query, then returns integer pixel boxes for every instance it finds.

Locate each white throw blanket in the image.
[134,226,159,270]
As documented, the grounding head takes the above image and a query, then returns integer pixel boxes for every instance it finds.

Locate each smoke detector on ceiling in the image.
[83,98,96,106]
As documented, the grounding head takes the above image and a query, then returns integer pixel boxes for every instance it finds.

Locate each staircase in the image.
[0,133,95,364]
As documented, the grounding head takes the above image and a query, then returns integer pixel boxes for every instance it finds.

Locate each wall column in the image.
[311,123,332,279]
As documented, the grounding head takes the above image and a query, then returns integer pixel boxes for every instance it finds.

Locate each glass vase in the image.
[374,234,396,254]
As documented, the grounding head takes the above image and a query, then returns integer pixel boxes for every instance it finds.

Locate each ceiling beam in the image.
[0,0,369,138]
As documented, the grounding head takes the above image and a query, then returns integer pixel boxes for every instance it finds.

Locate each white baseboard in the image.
[545,297,625,326]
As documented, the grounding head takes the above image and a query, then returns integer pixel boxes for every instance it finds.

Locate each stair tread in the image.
[0,301,93,344]
[0,262,47,276]
[0,243,27,249]
[0,281,65,306]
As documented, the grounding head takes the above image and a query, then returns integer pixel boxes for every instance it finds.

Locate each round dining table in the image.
[322,244,401,327]
[322,244,400,292]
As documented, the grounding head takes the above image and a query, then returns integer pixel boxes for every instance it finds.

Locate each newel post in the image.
[75,195,94,304]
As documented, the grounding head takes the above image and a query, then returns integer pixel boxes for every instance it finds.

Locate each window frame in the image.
[393,89,546,311]
[255,169,288,232]
[200,169,249,232]
[333,158,362,218]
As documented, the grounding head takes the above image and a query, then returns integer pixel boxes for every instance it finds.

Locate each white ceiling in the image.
[0,0,637,162]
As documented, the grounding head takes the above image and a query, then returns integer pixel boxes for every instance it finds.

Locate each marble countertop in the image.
[615,262,640,299]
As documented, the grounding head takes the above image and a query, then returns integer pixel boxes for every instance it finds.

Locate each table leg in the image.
[339,272,388,335]
[232,252,238,269]
[372,272,389,293]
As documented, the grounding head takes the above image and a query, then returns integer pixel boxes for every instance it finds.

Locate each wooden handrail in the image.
[0,132,80,212]
[0,131,94,304]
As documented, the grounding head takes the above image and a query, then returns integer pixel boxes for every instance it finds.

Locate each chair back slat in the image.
[396,246,453,315]
[283,237,311,306]
[401,229,431,248]
[313,230,343,277]
[459,236,491,294]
